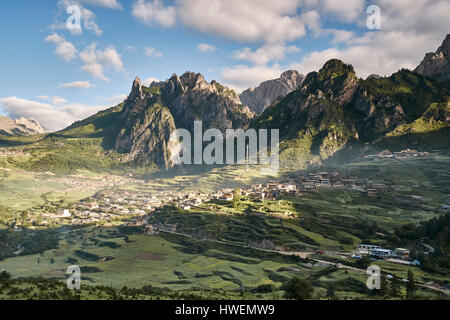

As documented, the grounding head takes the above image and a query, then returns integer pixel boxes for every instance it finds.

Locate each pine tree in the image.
[326,282,335,299]
[406,270,416,299]
[390,274,401,298]
[378,273,389,298]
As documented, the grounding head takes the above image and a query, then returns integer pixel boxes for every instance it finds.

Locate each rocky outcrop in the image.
[115,78,177,168]
[240,70,304,115]
[114,73,254,168]
[422,102,450,124]
[415,34,450,82]
[164,71,253,132]
[0,116,46,136]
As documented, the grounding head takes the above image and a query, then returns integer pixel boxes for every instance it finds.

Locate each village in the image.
[365,148,429,160]
[22,170,392,229]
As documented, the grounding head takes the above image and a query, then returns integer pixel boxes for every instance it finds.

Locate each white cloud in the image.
[329,29,355,44]
[301,0,366,21]
[124,44,137,52]
[197,43,216,53]
[142,77,161,86]
[59,81,96,89]
[177,0,306,43]
[78,0,122,9]
[144,47,163,58]
[45,33,78,62]
[107,94,128,105]
[290,0,450,79]
[221,64,283,93]
[132,0,309,43]
[291,31,436,79]
[44,33,65,44]
[0,96,106,132]
[232,44,300,65]
[132,0,177,28]
[53,0,103,36]
[38,96,68,106]
[80,7,103,35]
[79,44,124,81]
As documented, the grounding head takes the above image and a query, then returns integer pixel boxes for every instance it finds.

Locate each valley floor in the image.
[0,153,449,300]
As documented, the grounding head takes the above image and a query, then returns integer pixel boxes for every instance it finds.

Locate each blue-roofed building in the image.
[369,248,393,260]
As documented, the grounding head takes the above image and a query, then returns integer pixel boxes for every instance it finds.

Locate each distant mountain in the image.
[240,70,304,115]
[0,116,46,136]
[415,34,450,82]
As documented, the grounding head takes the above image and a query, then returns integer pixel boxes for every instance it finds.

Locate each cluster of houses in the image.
[365,149,429,160]
[353,244,420,265]
[211,171,388,203]
[30,170,390,228]
[142,223,178,235]
[35,186,218,227]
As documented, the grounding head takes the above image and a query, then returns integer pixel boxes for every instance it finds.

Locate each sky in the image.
[0,0,449,132]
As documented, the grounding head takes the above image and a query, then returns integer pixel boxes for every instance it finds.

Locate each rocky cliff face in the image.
[115,77,177,168]
[164,71,253,132]
[114,73,254,168]
[240,70,304,115]
[0,116,46,136]
[415,34,450,82]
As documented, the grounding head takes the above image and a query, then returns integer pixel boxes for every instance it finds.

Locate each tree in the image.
[356,256,372,269]
[406,270,416,299]
[282,277,314,300]
[378,273,389,298]
[0,270,11,286]
[232,188,241,209]
[326,282,335,299]
[390,274,401,298]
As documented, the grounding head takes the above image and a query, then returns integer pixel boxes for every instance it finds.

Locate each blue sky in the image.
[0,0,448,131]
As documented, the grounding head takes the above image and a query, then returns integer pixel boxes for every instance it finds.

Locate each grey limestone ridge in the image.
[415,34,450,82]
[239,70,305,115]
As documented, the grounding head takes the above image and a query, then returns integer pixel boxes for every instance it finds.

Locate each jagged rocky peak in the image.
[367,74,381,80]
[129,76,143,101]
[319,59,356,78]
[280,70,302,82]
[415,34,450,82]
[113,70,253,168]
[0,115,46,136]
[301,59,359,104]
[239,69,305,115]
[179,71,210,90]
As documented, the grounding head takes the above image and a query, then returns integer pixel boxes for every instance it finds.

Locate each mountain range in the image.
[3,34,449,171]
[0,116,46,136]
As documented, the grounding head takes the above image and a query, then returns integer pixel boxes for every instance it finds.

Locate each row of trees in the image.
[373,270,417,299]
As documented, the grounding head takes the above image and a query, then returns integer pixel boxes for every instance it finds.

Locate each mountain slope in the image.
[0,116,46,136]
[252,59,450,166]
[240,70,304,115]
